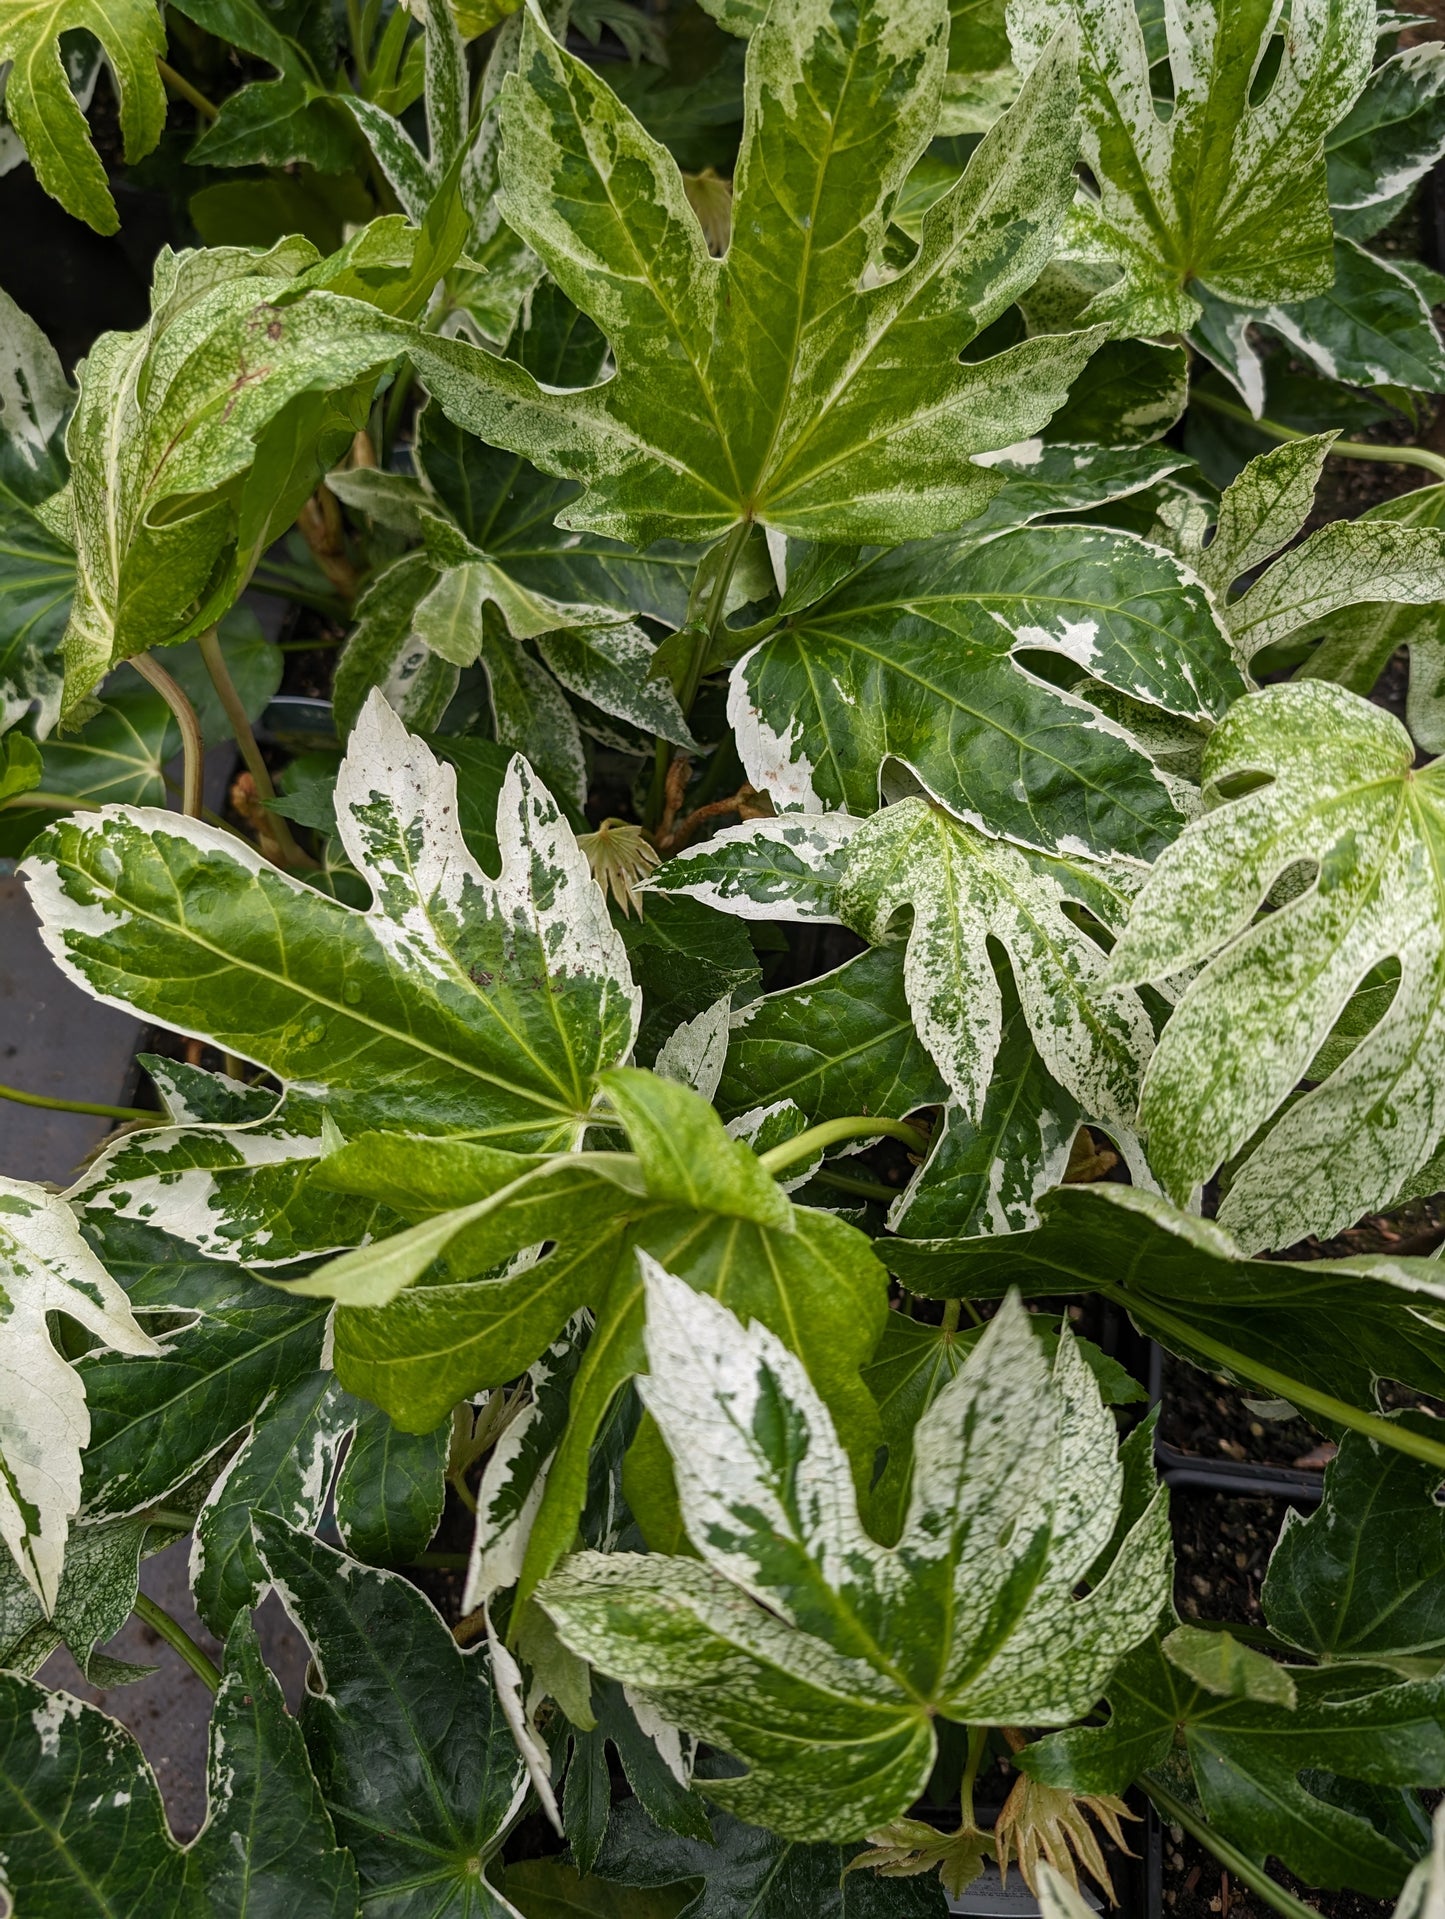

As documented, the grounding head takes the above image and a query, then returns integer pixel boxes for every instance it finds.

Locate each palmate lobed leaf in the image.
[1109,677,1445,1250]
[1007,0,1375,333]
[728,512,1241,860]
[1025,1635,1445,1897]
[425,0,1099,546]
[252,1514,530,1917]
[538,1265,1169,1842]
[22,692,639,1197]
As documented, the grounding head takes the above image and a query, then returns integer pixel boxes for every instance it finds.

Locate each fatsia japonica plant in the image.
[10,0,1445,1912]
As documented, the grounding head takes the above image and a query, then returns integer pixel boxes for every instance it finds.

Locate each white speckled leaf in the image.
[836,797,1153,1132]
[538,1270,1168,1841]
[1195,435,1335,601]
[1007,0,1374,330]
[1111,678,1445,1250]
[0,1178,158,1612]
[422,0,1096,546]
[21,691,639,1170]
[651,814,861,922]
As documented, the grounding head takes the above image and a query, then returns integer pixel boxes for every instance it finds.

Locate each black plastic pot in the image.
[1148,1344,1325,1505]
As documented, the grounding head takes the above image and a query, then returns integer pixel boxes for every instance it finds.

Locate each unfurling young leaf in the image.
[537,1263,1169,1841]
[426,0,1098,546]
[1110,678,1445,1250]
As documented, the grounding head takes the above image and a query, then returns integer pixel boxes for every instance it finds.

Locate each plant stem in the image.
[196,627,311,870]
[0,791,103,813]
[1143,1779,1322,1919]
[156,57,219,121]
[1099,1283,1445,1472]
[0,1081,156,1124]
[758,1114,931,1176]
[132,651,205,818]
[681,518,752,716]
[381,364,416,465]
[811,1167,903,1203]
[959,1725,989,1830]
[142,1510,200,1535]
[133,1593,222,1695]
[941,1298,962,1334]
[1190,386,1445,483]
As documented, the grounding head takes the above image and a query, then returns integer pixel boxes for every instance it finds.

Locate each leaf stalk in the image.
[131,650,205,819]
[0,1080,156,1124]
[758,1114,931,1175]
[196,627,314,870]
[1141,1777,1322,1919]
[133,1592,222,1695]
[1190,387,1445,484]
[1098,1282,1445,1472]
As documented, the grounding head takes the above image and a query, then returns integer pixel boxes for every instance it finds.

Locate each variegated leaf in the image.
[0,1178,158,1611]
[837,798,1153,1132]
[1110,678,1445,1250]
[1007,0,1374,331]
[729,520,1238,859]
[538,1266,1169,1841]
[422,0,1096,546]
[23,691,638,1171]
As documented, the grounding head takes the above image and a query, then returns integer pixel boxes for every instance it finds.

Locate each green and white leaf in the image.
[729,520,1238,859]
[0,0,166,234]
[429,0,1097,545]
[836,798,1153,1131]
[0,1614,359,1915]
[1110,678,1445,1249]
[0,1510,156,1680]
[1327,41,1445,233]
[1007,0,1375,332]
[0,1178,158,1611]
[651,814,861,922]
[24,692,639,1162]
[539,1269,1169,1841]
[0,282,74,737]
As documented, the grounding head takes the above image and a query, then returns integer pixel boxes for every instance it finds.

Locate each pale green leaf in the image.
[296,1070,887,1602]
[1110,679,1445,1248]
[1162,1623,1298,1707]
[0,0,166,234]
